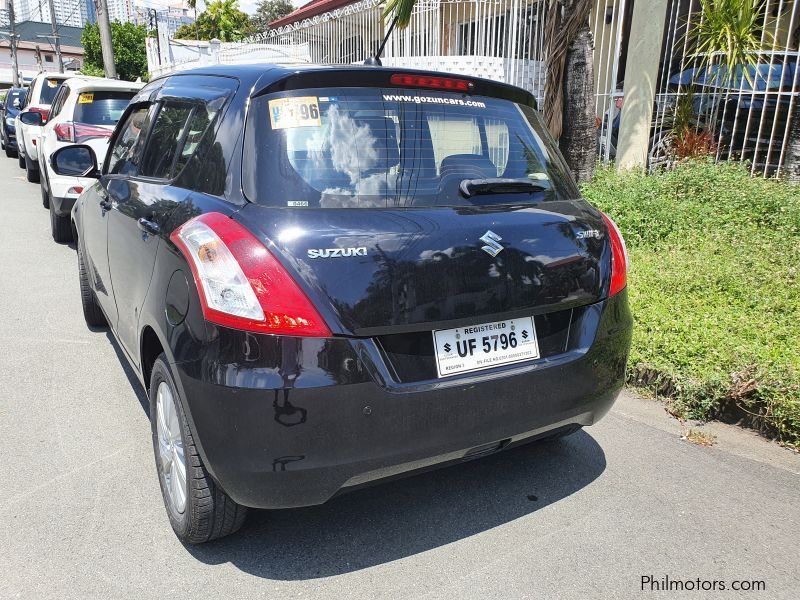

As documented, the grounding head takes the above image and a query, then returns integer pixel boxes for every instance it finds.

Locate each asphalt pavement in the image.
[1,154,798,600]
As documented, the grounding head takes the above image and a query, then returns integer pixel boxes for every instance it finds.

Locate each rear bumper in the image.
[173,291,632,509]
[51,195,76,217]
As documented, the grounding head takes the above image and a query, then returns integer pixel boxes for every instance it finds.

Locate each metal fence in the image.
[651,0,800,177]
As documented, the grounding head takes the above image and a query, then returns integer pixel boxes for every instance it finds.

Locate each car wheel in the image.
[50,201,72,243]
[25,155,39,183]
[5,146,14,158]
[40,180,50,208]
[18,152,25,169]
[77,242,107,328]
[150,354,248,544]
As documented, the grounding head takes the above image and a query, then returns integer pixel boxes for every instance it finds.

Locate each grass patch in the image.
[583,160,800,446]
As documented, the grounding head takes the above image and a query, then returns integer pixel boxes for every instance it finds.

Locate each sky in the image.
[235,0,307,16]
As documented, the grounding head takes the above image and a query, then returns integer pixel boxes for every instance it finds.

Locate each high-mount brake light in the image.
[171,213,332,337]
[601,212,629,297]
[390,73,474,92]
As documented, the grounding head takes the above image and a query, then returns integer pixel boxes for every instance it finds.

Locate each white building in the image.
[12,0,88,28]
[106,0,133,22]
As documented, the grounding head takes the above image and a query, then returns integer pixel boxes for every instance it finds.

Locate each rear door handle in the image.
[99,199,112,211]
[137,218,160,236]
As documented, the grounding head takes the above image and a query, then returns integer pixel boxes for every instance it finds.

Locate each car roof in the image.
[63,77,145,93]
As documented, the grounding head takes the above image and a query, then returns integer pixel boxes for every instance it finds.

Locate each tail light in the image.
[601,212,629,296]
[55,122,113,143]
[390,73,474,92]
[171,212,332,337]
[28,107,49,124]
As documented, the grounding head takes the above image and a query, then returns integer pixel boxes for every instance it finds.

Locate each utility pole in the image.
[8,2,20,86]
[46,0,64,72]
[94,0,116,78]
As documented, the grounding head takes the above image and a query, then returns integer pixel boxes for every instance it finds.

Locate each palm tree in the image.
[383,0,597,182]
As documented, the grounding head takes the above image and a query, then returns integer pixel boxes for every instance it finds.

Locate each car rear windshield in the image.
[73,91,135,126]
[39,78,64,105]
[242,88,576,208]
[6,90,25,108]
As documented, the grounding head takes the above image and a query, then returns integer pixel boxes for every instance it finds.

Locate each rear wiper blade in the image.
[459,178,548,198]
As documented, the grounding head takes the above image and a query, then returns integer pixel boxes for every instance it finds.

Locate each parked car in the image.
[1,87,27,158]
[652,55,800,172]
[15,72,71,182]
[37,77,143,242]
[54,65,632,543]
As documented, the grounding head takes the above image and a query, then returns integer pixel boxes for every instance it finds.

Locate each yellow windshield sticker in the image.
[47,79,59,88]
[78,93,94,104]
[268,96,321,130]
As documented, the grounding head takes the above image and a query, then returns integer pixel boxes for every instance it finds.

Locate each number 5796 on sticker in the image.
[268,96,322,130]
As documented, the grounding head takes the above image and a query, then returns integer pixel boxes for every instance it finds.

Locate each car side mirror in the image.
[51,145,99,178]
[19,111,42,126]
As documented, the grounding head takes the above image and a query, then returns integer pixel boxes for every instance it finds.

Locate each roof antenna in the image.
[364,14,399,66]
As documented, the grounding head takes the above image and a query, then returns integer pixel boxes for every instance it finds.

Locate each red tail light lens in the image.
[29,107,49,123]
[55,122,113,143]
[54,123,74,142]
[601,212,629,297]
[390,73,474,92]
[171,213,332,337]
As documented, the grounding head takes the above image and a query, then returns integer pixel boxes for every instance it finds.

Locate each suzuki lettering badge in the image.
[479,230,504,257]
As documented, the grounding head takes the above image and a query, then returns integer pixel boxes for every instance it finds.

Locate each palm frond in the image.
[382,0,416,29]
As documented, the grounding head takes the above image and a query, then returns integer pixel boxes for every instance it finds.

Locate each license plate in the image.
[432,317,540,378]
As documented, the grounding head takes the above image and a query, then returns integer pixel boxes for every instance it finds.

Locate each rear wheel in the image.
[150,355,248,544]
[25,155,39,183]
[5,146,15,158]
[18,152,25,169]
[77,242,107,328]
[40,179,50,208]
[50,200,72,242]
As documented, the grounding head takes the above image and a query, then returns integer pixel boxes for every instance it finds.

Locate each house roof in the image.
[269,0,356,29]
[14,20,84,49]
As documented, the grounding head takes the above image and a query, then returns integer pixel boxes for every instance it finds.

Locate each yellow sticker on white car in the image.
[268,96,321,130]
[78,93,94,104]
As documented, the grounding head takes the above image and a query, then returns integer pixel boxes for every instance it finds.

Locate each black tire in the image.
[25,155,39,183]
[50,201,72,243]
[5,146,15,158]
[41,180,50,208]
[18,152,25,169]
[77,242,107,328]
[149,354,248,544]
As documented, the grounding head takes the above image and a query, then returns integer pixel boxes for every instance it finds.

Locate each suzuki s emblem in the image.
[479,230,504,257]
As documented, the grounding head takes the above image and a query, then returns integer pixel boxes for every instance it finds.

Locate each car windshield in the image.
[73,91,135,126]
[243,88,576,208]
[6,90,25,108]
[39,78,64,105]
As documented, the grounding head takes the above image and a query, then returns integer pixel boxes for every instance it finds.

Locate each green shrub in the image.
[583,160,800,446]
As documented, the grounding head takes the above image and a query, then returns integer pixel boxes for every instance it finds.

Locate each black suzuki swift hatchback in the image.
[54,64,632,543]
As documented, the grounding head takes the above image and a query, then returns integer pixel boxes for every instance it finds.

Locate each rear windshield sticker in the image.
[287,200,308,207]
[382,94,486,108]
[47,79,59,88]
[269,96,322,130]
[78,93,94,104]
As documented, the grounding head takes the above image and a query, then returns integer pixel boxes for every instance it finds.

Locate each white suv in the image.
[15,72,71,182]
[39,77,143,242]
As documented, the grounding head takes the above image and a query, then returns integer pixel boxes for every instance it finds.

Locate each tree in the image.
[81,21,147,82]
[543,0,596,182]
[252,0,294,32]
[384,0,597,182]
[174,0,253,42]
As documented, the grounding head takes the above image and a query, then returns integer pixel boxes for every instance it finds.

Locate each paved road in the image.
[1,154,798,600]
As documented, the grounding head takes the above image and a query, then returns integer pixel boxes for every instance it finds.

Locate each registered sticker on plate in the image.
[432,317,539,378]
[268,96,321,130]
